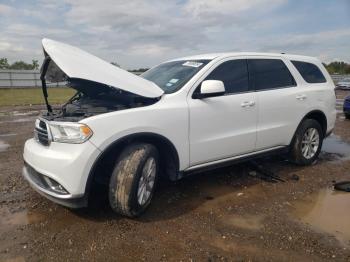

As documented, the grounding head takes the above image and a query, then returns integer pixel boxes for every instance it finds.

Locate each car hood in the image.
[42,38,164,98]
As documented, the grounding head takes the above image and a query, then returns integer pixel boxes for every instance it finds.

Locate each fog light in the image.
[42,176,68,194]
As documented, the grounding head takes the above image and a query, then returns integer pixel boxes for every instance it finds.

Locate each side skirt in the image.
[179,146,289,178]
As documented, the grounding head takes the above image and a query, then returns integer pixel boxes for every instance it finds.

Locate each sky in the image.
[0,0,349,69]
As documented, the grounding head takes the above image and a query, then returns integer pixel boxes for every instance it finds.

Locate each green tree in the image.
[0,58,10,69]
[9,60,40,70]
[111,62,120,67]
[324,61,350,74]
[32,60,39,70]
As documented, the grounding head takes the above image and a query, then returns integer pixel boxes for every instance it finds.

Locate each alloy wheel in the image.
[137,157,156,205]
[301,127,320,159]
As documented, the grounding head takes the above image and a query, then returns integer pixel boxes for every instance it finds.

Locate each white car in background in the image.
[23,39,336,217]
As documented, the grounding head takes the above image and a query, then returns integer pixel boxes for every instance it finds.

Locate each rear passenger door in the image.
[248,58,305,150]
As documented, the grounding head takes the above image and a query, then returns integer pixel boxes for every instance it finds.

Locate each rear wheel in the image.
[108,143,159,217]
[289,119,323,165]
[345,113,350,120]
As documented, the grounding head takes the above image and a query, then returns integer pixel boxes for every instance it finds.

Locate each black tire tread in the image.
[289,119,323,165]
[109,143,156,217]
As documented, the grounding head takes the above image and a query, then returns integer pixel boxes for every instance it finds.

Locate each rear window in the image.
[291,61,326,83]
[248,59,296,91]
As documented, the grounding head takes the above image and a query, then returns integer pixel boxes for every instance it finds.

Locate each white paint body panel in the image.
[23,138,101,196]
[42,38,164,98]
[23,47,336,200]
[188,92,257,165]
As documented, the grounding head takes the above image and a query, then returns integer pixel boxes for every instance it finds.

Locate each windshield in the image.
[141,60,210,93]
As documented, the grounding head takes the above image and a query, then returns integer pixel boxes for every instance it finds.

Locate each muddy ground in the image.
[0,91,350,262]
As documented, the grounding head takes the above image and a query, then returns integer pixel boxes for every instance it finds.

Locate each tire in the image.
[108,143,159,217]
[289,119,324,165]
[345,113,350,120]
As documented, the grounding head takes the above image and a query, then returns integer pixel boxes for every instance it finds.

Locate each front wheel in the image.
[108,143,159,217]
[289,119,323,165]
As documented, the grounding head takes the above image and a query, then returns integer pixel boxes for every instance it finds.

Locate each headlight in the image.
[48,122,93,144]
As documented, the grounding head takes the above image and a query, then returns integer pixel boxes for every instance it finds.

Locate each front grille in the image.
[34,119,50,146]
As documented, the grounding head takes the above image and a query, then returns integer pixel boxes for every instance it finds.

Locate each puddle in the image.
[12,110,39,116]
[0,117,36,124]
[321,135,350,160]
[0,110,40,117]
[0,140,10,152]
[293,189,350,247]
[0,207,44,228]
[221,214,264,231]
[0,133,17,137]
[3,257,26,262]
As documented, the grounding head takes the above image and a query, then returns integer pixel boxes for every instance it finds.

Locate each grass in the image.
[0,88,75,107]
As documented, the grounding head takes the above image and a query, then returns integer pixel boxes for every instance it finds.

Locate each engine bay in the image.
[42,79,159,122]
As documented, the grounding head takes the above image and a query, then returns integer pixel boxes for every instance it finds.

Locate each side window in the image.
[205,59,249,94]
[291,60,326,83]
[248,59,296,91]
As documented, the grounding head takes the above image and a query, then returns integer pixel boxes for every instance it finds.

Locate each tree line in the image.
[0,58,39,70]
[0,57,349,74]
[323,61,350,74]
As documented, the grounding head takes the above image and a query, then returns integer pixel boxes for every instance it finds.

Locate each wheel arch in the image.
[291,110,328,145]
[85,132,180,198]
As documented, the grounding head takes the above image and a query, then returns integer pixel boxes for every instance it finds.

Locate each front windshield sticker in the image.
[169,78,179,84]
[182,61,203,68]
[166,83,173,87]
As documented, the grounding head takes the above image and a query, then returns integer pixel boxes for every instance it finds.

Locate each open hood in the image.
[41,38,164,98]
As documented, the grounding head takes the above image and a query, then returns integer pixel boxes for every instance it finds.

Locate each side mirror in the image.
[193,80,225,99]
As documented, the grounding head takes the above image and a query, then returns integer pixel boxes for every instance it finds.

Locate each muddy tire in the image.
[108,143,159,217]
[289,119,323,165]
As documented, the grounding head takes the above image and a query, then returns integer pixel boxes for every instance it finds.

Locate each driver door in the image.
[188,59,257,166]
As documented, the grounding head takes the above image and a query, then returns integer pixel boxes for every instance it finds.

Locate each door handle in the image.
[296,94,307,100]
[241,101,255,108]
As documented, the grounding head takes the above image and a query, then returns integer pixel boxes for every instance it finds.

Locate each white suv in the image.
[23,39,336,217]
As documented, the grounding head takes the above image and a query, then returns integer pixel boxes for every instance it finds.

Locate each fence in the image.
[331,74,349,84]
[0,70,41,88]
[0,69,143,88]
[0,69,348,88]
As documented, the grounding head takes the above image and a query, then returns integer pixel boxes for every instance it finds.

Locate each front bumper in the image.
[23,163,87,208]
[23,138,101,207]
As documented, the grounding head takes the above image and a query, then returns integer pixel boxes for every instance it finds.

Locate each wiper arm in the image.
[40,56,52,114]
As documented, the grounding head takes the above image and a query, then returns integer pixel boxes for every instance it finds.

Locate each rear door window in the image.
[248,59,296,91]
[204,59,249,94]
[291,60,326,83]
